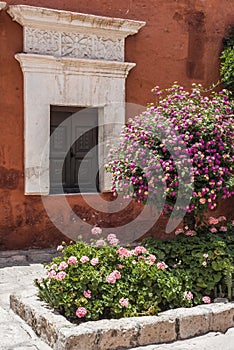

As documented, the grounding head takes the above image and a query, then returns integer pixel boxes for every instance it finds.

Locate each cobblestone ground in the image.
[0,262,234,350]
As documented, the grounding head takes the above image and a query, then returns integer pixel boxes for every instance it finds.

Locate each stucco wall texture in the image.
[0,0,234,249]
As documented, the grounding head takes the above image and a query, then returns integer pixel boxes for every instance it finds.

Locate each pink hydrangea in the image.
[119,298,129,307]
[220,226,227,232]
[156,262,168,270]
[184,291,193,300]
[76,307,87,318]
[148,254,156,263]
[202,296,211,304]
[80,256,89,263]
[83,290,91,299]
[134,246,147,255]
[68,256,78,266]
[210,227,217,233]
[90,258,99,266]
[91,227,102,235]
[58,261,68,270]
[117,264,123,269]
[56,271,66,281]
[113,270,121,279]
[107,233,117,242]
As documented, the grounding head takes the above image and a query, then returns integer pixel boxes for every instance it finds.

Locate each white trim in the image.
[7,5,145,36]
[0,2,6,10]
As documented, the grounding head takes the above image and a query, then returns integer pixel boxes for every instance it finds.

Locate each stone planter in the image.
[10,288,234,350]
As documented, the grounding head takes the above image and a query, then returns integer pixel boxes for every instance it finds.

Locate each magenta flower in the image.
[76,307,87,318]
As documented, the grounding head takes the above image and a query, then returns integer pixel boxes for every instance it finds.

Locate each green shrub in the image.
[35,233,193,323]
[220,29,234,94]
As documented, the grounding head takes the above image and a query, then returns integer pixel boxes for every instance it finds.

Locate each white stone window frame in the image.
[7,5,145,195]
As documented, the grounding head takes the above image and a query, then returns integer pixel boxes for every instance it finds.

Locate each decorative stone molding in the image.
[0,2,6,10]
[7,4,145,195]
[8,5,145,61]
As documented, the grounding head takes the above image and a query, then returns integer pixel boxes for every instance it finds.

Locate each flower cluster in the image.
[35,227,194,323]
[106,83,234,218]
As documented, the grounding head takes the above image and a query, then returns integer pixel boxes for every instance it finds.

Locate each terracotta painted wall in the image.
[0,0,234,250]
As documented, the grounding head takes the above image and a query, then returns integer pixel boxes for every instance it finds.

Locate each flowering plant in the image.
[143,217,234,302]
[106,84,234,222]
[35,229,193,323]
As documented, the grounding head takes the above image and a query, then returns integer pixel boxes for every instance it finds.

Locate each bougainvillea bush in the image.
[106,84,234,222]
[35,230,193,323]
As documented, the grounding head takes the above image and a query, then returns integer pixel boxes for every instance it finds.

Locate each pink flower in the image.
[184,291,193,300]
[57,245,64,252]
[148,254,156,263]
[175,228,184,235]
[47,270,56,279]
[83,290,91,299]
[68,256,78,266]
[232,220,234,225]
[220,226,227,232]
[91,227,102,235]
[107,233,117,242]
[185,230,196,236]
[90,258,99,266]
[58,261,68,270]
[106,273,116,284]
[208,217,219,225]
[218,216,227,222]
[56,271,66,281]
[119,298,129,307]
[117,264,123,269]
[80,256,89,263]
[113,270,121,279]
[202,296,211,304]
[109,238,120,246]
[156,262,168,270]
[116,247,131,258]
[203,253,209,258]
[76,307,87,318]
[96,240,105,247]
[134,246,147,255]
[210,227,217,233]
[37,277,43,283]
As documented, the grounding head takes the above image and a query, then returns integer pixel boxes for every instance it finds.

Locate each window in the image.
[50,106,99,194]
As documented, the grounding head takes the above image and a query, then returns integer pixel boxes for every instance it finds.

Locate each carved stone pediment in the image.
[8,5,145,62]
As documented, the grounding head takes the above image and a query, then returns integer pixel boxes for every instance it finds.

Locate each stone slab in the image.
[10,289,234,350]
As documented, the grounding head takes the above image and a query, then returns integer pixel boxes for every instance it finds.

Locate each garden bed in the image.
[10,288,234,350]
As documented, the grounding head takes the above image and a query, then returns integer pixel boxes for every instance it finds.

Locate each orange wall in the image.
[0,0,234,249]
